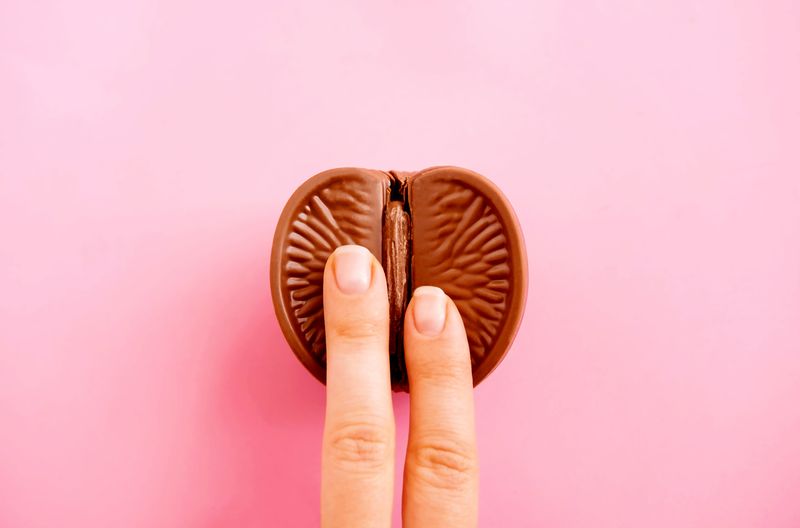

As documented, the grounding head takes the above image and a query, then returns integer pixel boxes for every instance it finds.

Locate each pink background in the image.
[2,0,799,526]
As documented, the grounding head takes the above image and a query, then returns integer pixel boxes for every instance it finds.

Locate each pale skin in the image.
[321,245,479,528]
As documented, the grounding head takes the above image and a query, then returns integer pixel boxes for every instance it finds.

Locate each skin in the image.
[320,245,478,528]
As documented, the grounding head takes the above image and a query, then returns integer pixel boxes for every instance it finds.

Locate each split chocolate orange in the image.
[270,166,527,391]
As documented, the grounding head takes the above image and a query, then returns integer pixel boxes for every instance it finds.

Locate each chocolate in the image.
[270,166,527,390]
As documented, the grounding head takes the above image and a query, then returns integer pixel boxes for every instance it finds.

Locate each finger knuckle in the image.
[330,317,385,343]
[412,355,472,387]
[409,437,477,491]
[327,420,393,472]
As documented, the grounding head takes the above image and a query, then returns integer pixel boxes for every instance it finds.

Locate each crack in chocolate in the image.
[383,172,412,389]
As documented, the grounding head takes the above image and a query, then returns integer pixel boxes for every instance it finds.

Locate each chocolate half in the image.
[270,166,527,391]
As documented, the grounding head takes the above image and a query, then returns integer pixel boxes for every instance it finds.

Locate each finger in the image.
[402,286,478,528]
[321,245,394,528]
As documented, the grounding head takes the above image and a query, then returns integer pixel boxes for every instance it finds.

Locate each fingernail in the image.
[412,286,447,336]
[333,245,373,294]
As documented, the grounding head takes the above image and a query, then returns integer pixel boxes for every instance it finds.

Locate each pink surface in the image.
[2,1,800,526]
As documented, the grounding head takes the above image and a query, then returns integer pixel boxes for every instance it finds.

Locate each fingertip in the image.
[407,287,469,345]
[404,287,472,388]
[410,286,447,337]
[327,245,375,295]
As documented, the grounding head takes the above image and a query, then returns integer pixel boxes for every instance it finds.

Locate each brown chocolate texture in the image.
[270,166,527,391]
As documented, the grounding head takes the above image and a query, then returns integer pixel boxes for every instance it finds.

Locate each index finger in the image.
[321,245,395,528]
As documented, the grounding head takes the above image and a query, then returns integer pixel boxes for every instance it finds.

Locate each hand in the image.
[321,245,479,527]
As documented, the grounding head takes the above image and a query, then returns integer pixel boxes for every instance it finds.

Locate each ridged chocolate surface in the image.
[409,167,522,384]
[270,166,527,390]
[272,169,386,383]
